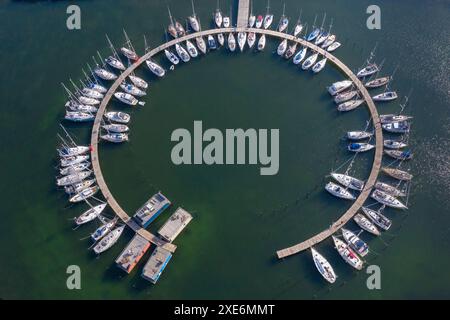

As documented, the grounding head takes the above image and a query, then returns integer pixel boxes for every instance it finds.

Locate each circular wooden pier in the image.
[90,27,383,257]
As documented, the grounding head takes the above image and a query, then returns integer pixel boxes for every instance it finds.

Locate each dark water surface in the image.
[0,0,449,299]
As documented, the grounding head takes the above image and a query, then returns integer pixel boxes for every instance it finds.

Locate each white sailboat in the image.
[247,32,256,48]
[146,59,166,77]
[214,1,223,28]
[120,29,139,61]
[65,111,95,122]
[277,39,288,56]
[330,173,365,191]
[278,4,289,32]
[69,186,99,203]
[91,217,119,242]
[346,131,373,140]
[56,171,91,187]
[104,111,130,124]
[196,36,207,54]
[354,213,380,236]
[188,0,200,32]
[238,32,247,52]
[93,225,125,254]
[371,190,408,209]
[100,132,129,143]
[375,181,406,197]
[102,124,129,133]
[129,74,148,90]
[332,236,364,270]
[175,43,190,62]
[337,99,365,112]
[292,47,307,64]
[114,92,138,106]
[341,228,369,257]
[228,33,236,52]
[257,34,266,51]
[334,90,358,104]
[186,40,199,58]
[312,57,327,73]
[327,41,341,52]
[325,182,355,200]
[75,203,107,226]
[328,80,353,95]
[164,48,180,65]
[263,0,274,29]
[311,248,337,284]
[347,142,374,153]
[120,82,146,97]
[301,53,318,70]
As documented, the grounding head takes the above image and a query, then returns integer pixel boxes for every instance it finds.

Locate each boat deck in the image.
[142,246,172,284]
[158,207,193,242]
[115,234,151,273]
[133,192,171,228]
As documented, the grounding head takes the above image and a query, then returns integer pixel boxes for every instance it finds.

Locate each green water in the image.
[0,0,449,299]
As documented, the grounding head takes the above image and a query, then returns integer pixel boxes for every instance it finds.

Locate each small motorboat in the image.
[58,146,90,158]
[61,155,90,167]
[277,39,288,56]
[331,173,365,191]
[114,92,138,106]
[375,181,406,197]
[382,167,413,181]
[327,41,341,52]
[292,47,307,65]
[255,15,263,28]
[64,179,96,195]
[346,131,373,141]
[164,49,180,65]
[120,82,146,97]
[301,53,319,70]
[228,33,236,52]
[380,114,413,124]
[257,34,266,51]
[312,57,327,73]
[56,171,91,187]
[69,186,99,203]
[186,40,199,58]
[384,149,413,161]
[102,124,129,133]
[196,37,207,54]
[332,236,364,270]
[341,228,369,257]
[64,111,95,122]
[311,248,337,284]
[208,35,217,49]
[217,33,225,46]
[325,182,355,200]
[105,56,125,71]
[175,43,190,62]
[371,190,408,209]
[263,14,274,29]
[384,139,407,149]
[146,60,166,77]
[93,225,125,254]
[327,80,353,95]
[357,63,379,78]
[382,121,410,133]
[347,142,375,153]
[362,207,392,231]
[373,91,398,102]
[247,32,256,48]
[75,203,107,226]
[334,90,358,104]
[354,213,381,236]
[104,111,130,124]
[129,75,148,90]
[365,76,390,89]
[337,99,364,112]
[237,32,247,52]
[60,162,90,176]
[100,132,129,143]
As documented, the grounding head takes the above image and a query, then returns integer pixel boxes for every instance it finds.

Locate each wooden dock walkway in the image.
[90,26,383,258]
[236,0,250,28]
